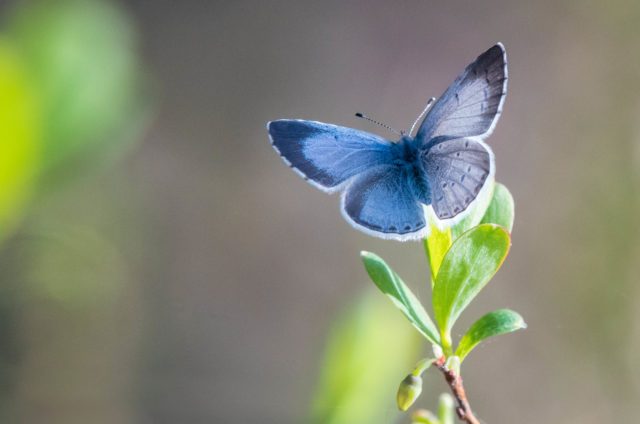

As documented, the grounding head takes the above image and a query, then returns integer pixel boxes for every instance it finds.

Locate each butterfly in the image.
[267,43,507,241]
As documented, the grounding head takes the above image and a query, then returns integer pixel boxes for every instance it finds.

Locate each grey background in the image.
[4,0,640,423]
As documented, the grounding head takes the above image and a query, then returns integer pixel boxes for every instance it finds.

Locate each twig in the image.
[433,356,481,424]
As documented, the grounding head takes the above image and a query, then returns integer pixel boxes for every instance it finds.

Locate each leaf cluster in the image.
[361,183,525,409]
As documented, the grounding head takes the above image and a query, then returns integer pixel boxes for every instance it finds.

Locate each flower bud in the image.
[397,374,423,411]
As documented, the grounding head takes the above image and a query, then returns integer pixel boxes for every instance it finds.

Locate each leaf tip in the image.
[360,250,374,259]
[519,318,528,330]
[508,310,527,330]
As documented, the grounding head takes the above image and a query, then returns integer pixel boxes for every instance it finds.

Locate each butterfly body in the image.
[268,44,507,241]
[393,135,421,165]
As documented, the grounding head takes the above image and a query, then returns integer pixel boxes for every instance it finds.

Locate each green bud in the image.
[445,355,460,375]
[412,408,440,424]
[397,374,423,411]
[438,393,455,424]
[432,344,444,359]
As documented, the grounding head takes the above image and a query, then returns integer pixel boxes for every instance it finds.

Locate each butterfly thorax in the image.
[392,135,421,166]
[387,136,431,205]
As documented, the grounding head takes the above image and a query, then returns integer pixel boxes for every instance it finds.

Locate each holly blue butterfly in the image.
[267,43,507,241]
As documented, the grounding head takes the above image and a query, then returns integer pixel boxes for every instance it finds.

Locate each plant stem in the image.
[441,332,454,357]
[433,356,481,424]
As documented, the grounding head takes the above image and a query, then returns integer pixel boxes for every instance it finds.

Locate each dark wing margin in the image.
[416,43,507,143]
[422,137,493,220]
[267,120,394,193]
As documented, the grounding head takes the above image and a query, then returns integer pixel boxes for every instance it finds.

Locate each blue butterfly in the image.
[267,43,507,241]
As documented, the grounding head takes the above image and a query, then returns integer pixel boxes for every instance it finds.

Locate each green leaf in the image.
[432,224,511,346]
[309,289,422,424]
[480,183,515,232]
[361,251,440,345]
[455,309,527,361]
[424,218,452,285]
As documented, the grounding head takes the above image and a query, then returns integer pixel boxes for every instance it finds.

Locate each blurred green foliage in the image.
[411,394,454,424]
[308,289,422,424]
[0,0,149,246]
[0,1,149,418]
[24,225,126,308]
[0,39,40,241]
[7,0,149,183]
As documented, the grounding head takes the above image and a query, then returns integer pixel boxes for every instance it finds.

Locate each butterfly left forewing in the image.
[267,120,394,193]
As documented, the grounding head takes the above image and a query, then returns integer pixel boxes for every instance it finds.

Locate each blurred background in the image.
[0,0,638,423]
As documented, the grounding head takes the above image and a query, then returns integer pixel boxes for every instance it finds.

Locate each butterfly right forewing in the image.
[415,43,506,221]
[416,43,507,143]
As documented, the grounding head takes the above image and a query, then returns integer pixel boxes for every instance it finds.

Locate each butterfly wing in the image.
[416,43,507,143]
[421,137,494,220]
[267,119,394,193]
[268,119,428,240]
[341,165,428,241]
[268,44,507,238]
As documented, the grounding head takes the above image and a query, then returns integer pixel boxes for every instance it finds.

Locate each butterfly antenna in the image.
[409,97,436,136]
[355,113,402,136]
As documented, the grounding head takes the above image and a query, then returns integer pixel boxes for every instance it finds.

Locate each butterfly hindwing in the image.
[416,43,507,142]
[341,165,427,240]
[421,137,493,220]
[267,120,394,192]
